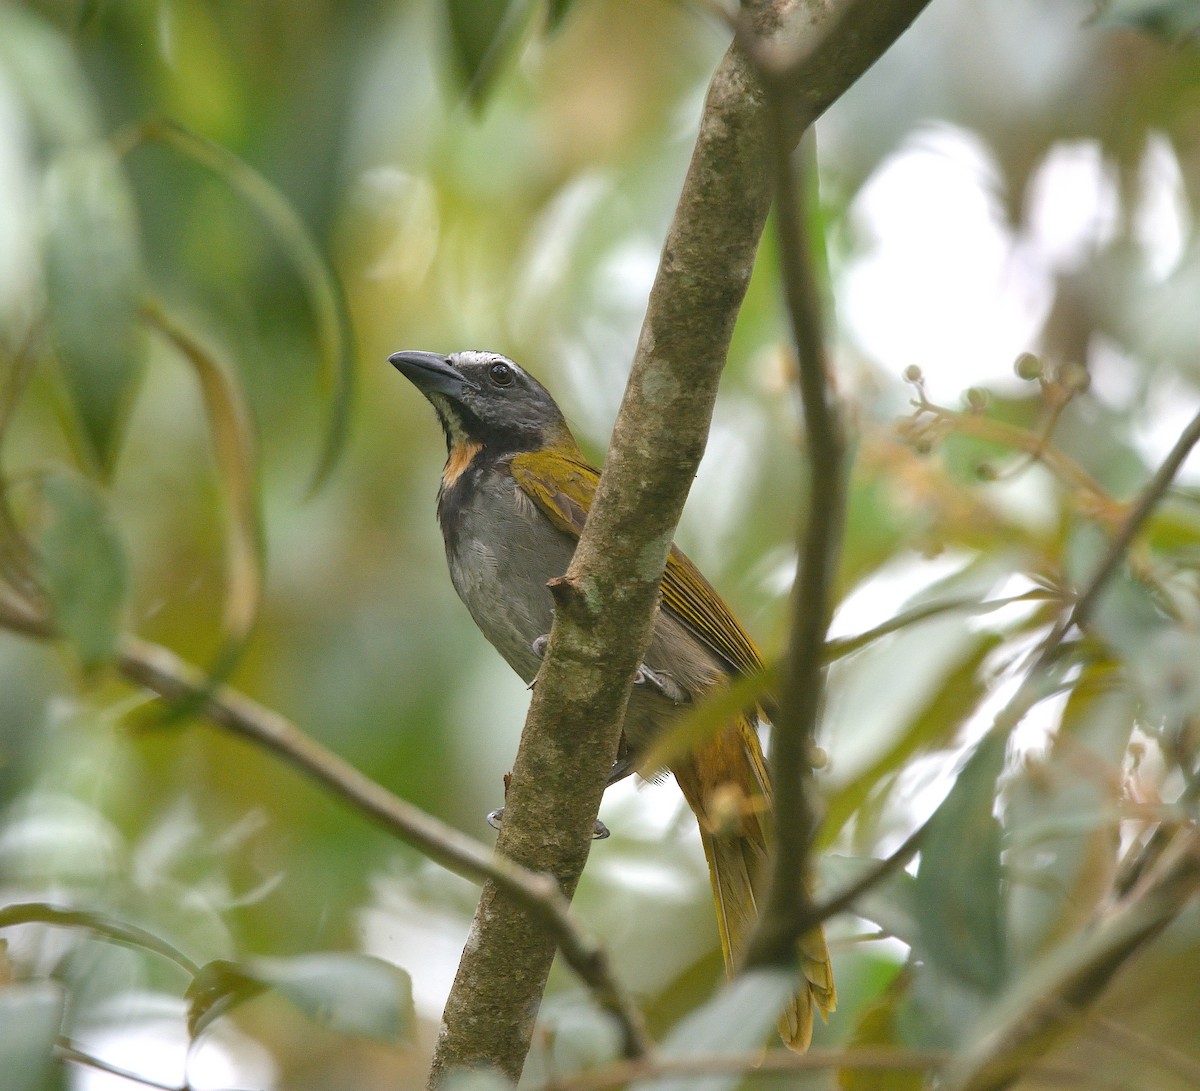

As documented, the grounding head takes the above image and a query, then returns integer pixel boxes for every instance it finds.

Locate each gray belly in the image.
[443,475,574,682]
[442,469,731,759]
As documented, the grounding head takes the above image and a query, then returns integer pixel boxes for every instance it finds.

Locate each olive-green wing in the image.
[509,450,764,677]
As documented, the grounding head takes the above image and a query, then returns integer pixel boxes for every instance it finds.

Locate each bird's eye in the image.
[488,361,514,387]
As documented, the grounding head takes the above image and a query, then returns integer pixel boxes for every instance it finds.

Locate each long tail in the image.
[672,714,835,1051]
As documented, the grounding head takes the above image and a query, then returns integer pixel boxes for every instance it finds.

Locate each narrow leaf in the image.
[914,734,1008,994]
[822,634,1001,843]
[142,302,262,643]
[188,953,415,1044]
[444,0,532,104]
[42,143,146,474]
[0,5,99,146]
[123,119,353,492]
[821,855,919,946]
[37,471,129,669]
[631,970,795,1091]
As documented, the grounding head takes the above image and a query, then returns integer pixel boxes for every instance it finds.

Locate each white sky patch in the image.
[71,995,276,1091]
[1132,373,1200,485]
[829,549,974,640]
[1135,132,1191,282]
[839,124,1051,402]
[359,885,472,1020]
[1021,140,1120,271]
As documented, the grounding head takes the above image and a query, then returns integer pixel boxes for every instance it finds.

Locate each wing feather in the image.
[509,450,764,677]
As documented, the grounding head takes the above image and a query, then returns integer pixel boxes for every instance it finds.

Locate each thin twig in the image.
[56,1039,190,1091]
[797,819,927,935]
[746,114,845,966]
[537,1045,948,1091]
[905,401,1115,509]
[1087,1013,1200,1087]
[1063,406,1200,638]
[826,588,1057,661]
[0,589,650,1060]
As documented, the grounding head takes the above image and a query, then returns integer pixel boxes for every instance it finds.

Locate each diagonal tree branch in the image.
[0,586,649,1058]
[429,0,934,1084]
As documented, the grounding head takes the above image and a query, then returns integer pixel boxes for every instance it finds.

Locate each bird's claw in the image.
[487,808,610,840]
[633,664,688,704]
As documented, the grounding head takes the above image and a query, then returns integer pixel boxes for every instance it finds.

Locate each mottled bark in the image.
[428,1,934,1084]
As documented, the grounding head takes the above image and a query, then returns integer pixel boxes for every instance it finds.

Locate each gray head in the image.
[389,349,574,456]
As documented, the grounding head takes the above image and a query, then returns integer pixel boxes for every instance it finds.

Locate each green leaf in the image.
[37,471,129,670]
[1006,667,1135,957]
[141,303,262,645]
[123,120,353,494]
[1094,0,1200,40]
[0,982,65,1091]
[0,5,99,146]
[914,734,1008,994]
[444,0,534,104]
[631,969,795,1091]
[822,633,1002,843]
[0,901,199,978]
[42,143,145,474]
[545,0,578,32]
[839,978,923,1091]
[637,664,777,777]
[821,855,919,947]
[188,953,415,1044]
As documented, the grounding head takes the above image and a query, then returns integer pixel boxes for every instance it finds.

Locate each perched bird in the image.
[390,348,835,1049]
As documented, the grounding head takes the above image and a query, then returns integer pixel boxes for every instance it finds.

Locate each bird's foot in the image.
[633,664,688,705]
[487,808,610,840]
[533,635,685,705]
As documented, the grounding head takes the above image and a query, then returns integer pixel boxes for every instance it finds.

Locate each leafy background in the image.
[2,0,1200,1088]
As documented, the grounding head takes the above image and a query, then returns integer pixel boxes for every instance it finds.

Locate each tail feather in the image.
[673,715,836,1053]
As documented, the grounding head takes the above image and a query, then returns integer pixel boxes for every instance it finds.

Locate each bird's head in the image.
[389,349,574,457]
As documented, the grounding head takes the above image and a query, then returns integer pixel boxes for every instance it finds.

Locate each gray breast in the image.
[440,465,576,683]
[438,459,735,766]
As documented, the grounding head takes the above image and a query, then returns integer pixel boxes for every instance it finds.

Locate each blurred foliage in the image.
[0,0,1199,1089]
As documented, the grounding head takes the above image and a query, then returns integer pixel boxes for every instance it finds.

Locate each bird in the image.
[389,348,835,1050]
